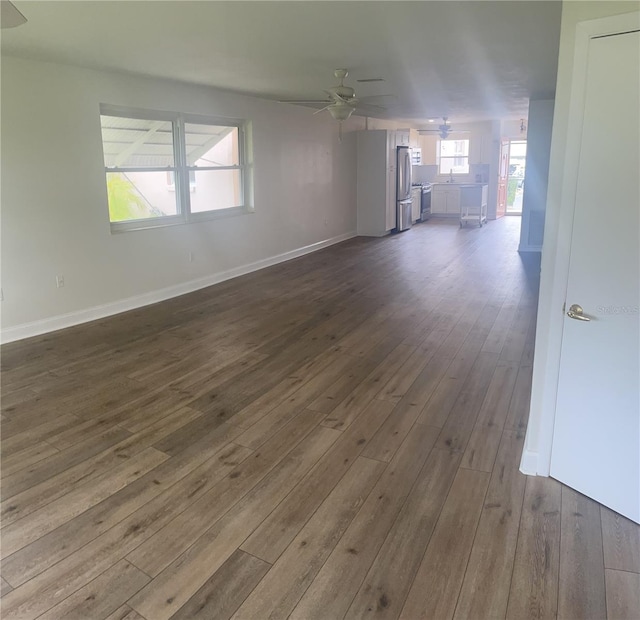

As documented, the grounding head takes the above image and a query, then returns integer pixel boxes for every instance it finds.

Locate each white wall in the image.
[518,99,555,252]
[521,1,639,476]
[0,56,361,341]
[500,119,528,140]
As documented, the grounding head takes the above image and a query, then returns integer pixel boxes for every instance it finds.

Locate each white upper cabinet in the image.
[418,134,438,165]
[395,129,410,147]
[409,128,420,148]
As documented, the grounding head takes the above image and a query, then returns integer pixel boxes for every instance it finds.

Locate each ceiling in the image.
[1,1,562,125]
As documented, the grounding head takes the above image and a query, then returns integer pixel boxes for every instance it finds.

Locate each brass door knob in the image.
[567,304,591,322]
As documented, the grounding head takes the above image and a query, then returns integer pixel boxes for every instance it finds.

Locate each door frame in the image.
[505,139,526,216]
[520,11,640,477]
[496,138,509,218]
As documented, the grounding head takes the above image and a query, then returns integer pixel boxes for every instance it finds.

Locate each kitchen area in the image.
[356,125,494,236]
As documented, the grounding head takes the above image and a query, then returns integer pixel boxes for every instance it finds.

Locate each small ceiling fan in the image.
[1,0,27,28]
[279,69,388,123]
[418,117,470,140]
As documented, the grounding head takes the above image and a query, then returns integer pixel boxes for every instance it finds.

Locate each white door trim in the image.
[521,11,640,476]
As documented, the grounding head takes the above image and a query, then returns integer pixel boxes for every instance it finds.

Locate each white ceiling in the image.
[2,0,562,124]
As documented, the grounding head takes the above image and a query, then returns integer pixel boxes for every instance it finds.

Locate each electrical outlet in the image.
[56,275,64,288]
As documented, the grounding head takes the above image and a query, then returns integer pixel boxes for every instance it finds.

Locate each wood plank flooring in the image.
[2,218,638,619]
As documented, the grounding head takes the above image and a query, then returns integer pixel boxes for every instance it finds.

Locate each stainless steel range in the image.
[420,183,432,221]
[412,183,432,221]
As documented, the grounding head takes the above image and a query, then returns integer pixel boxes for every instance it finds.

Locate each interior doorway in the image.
[506,140,527,215]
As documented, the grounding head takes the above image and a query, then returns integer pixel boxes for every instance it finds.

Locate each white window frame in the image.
[100,104,251,233]
[437,138,470,175]
[167,170,196,193]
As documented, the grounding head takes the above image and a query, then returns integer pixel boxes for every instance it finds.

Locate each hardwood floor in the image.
[1,218,638,619]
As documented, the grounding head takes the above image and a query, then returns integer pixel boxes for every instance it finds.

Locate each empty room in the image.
[1,1,638,619]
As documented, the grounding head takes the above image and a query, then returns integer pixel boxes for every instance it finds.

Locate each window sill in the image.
[110,205,253,234]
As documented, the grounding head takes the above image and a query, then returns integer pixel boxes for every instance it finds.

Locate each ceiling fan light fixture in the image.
[328,103,355,122]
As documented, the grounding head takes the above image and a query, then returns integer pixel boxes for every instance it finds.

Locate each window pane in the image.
[101,116,174,168]
[439,139,470,175]
[106,171,178,222]
[185,124,239,167]
[439,139,469,157]
[189,169,242,213]
[440,158,469,175]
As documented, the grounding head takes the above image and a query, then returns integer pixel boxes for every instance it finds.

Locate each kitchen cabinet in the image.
[431,184,460,215]
[480,134,492,164]
[396,129,410,147]
[453,132,492,166]
[417,134,438,165]
[409,128,420,148]
[356,130,397,236]
[411,187,422,222]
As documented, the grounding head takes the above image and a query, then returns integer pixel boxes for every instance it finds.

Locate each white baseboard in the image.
[519,449,540,476]
[1,231,356,344]
[518,244,542,253]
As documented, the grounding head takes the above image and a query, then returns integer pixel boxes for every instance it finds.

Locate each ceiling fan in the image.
[1,0,27,28]
[418,117,470,140]
[279,69,388,123]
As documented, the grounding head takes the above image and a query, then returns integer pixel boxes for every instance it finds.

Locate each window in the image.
[100,105,248,231]
[438,139,470,175]
[167,170,196,192]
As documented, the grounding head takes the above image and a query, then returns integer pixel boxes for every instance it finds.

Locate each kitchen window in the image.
[100,105,248,231]
[438,139,470,175]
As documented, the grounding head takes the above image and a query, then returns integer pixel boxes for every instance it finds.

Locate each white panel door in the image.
[551,29,640,522]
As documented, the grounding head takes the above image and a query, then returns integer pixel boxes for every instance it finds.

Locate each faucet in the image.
[449,170,455,183]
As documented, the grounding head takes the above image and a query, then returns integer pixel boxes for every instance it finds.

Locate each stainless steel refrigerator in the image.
[396,146,413,231]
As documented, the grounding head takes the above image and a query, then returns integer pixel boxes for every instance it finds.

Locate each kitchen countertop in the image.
[432,182,488,187]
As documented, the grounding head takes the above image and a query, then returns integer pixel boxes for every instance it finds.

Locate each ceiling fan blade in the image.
[1,0,27,28]
[357,103,386,112]
[279,99,332,104]
[313,103,334,115]
[358,94,396,102]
